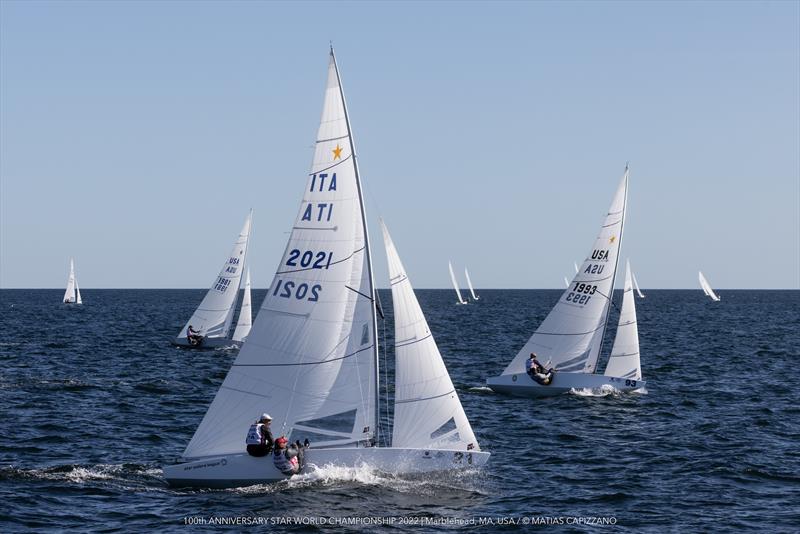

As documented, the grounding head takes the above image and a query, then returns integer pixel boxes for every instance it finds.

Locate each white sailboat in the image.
[574,261,579,274]
[487,166,645,397]
[604,260,642,381]
[231,268,252,343]
[63,258,82,305]
[632,269,645,298]
[563,276,570,288]
[449,261,467,305]
[163,49,487,488]
[171,211,252,348]
[698,271,720,301]
[464,267,480,301]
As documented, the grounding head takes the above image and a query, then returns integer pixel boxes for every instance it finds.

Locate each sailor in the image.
[527,352,555,385]
[186,325,204,346]
[245,413,274,457]
[272,436,305,476]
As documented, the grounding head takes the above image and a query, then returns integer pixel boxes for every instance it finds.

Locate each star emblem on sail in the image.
[333,144,342,160]
[609,235,616,244]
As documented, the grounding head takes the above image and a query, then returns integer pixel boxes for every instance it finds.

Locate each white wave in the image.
[632,386,649,395]
[293,462,386,486]
[467,386,495,394]
[569,384,621,397]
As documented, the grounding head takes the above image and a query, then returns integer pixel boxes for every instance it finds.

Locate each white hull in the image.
[486,371,644,398]
[171,337,242,349]
[164,447,490,488]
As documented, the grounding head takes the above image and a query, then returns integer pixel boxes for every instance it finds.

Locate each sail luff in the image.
[330,47,380,445]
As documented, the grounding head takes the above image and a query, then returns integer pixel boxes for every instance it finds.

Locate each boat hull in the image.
[163,447,490,488]
[486,371,645,397]
[170,337,242,349]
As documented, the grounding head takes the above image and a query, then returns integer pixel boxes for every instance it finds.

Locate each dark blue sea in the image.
[1,289,798,531]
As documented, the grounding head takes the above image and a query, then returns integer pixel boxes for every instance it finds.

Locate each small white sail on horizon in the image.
[563,276,570,288]
[464,267,480,301]
[231,268,252,343]
[448,261,467,305]
[699,271,720,301]
[632,269,645,298]
[574,261,579,274]
[604,260,642,380]
[172,210,252,348]
[63,258,82,304]
[382,221,479,451]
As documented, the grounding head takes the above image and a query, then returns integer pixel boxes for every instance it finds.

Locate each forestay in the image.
[232,268,252,343]
[604,260,642,380]
[500,167,628,376]
[382,221,479,451]
[181,51,377,460]
[177,211,252,340]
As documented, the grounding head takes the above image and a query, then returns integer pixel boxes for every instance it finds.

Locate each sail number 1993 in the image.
[565,283,597,305]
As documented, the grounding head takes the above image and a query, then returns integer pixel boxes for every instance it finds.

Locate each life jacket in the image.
[273,448,298,475]
[245,423,266,445]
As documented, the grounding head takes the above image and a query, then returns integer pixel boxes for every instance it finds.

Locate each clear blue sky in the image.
[1,1,798,289]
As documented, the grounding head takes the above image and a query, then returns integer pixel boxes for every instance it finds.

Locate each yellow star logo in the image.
[333,144,342,160]
[609,236,616,244]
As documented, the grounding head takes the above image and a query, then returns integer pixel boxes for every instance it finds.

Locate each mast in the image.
[330,47,381,446]
[592,165,628,374]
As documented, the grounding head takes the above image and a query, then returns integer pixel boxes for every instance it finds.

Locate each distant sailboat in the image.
[231,268,252,343]
[449,261,467,305]
[604,260,642,381]
[632,269,645,298]
[563,276,570,288]
[63,258,82,305]
[464,267,480,301]
[698,271,720,301]
[487,166,645,396]
[172,211,252,348]
[574,261,579,274]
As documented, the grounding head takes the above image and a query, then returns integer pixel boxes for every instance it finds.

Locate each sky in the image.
[1,1,798,289]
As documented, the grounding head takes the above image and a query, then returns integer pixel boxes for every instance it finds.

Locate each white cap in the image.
[260,413,272,421]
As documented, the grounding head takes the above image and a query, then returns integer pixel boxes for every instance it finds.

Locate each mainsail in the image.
[448,261,467,305]
[382,221,479,451]
[698,271,720,301]
[231,269,252,343]
[604,260,641,380]
[181,50,378,460]
[464,267,480,301]
[177,211,252,340]
[500,167,628,376]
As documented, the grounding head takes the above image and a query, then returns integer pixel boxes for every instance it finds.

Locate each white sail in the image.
[231,269,252,343]
[604,260,641,380]
[181,50,378,460]
[499,166,628,377]
[563,276,570,288]
[448,261,467,304]
[382,221,479,451]
[698,271,720,301]
[177,211,252,341]
[464,267,480,301]
[574,261,579,274]
[63,258,79,304]
[632,270,645,298]
[75,278,82,305]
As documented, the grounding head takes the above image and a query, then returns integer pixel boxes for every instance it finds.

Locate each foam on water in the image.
[568,384,622,397]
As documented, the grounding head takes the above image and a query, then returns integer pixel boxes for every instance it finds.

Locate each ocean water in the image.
[1,289,798,531]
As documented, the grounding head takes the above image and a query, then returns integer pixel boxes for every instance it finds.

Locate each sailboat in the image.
[464,267,480,301]
[231,268,252,343]
[698,271,720,301]
[487,166,645,396]
[63,258,82,305]
[632,269,645,298]
[171,211,252,348]
[563,276,570,288]
[449,261,467,305]
[163,49,488,488]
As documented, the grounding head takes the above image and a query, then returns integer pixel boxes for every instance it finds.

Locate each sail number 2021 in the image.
[286,249,333,270]
[565,283,597,305]
[271,280,321,302]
